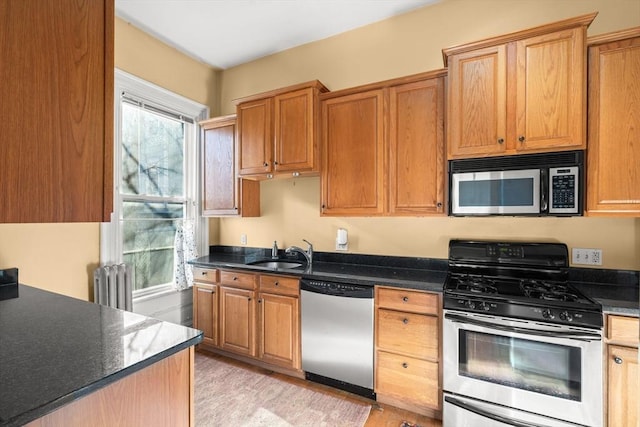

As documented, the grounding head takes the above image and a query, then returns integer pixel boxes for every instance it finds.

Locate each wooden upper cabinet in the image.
[515,28,585,151]
[200,115,259,217]
[447,45,507,157]
[321,70,446,217]
[586,28,640,216]
[389,77,445,215]
[237,98,273,175]
[0,0,114,222]
[321,89,386,216]
[444,13,596,159]
[274,88,316,172]
[235,81,328,179]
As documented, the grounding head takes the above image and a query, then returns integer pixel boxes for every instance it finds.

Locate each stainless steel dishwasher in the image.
[300,278,375,399]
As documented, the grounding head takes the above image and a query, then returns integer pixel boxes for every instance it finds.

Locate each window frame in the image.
[101,69,209,299]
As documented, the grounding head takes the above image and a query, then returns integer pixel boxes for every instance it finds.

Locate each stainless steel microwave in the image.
[449,151,584,216]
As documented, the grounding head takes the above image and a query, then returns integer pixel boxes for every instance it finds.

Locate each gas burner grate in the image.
[456,276,498,294]
[520,279,579,302]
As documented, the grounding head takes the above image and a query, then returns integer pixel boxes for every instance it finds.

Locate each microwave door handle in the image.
[445,396,548,427]
[540,169,548,213]
[444,313,602,342]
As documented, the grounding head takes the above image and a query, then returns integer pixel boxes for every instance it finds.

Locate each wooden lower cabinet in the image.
[195,269,301,373]
[605,314,639,427]
[375,286,441,417]
[220,286,257,357]
[259,292,300,369]
[192,268,219,347]
[26,348,194,427]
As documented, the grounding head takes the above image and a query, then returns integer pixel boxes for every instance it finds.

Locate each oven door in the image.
[451,169,541,215]
[443,310,602,426]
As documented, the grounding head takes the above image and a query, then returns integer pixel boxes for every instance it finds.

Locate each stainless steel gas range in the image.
[443,240,603,427]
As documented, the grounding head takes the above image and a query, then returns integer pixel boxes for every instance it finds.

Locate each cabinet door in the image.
[515,28,586,151]
[237,98,273,175]
[193,283,218,347]
[447,45,507,158]
[202,120,238,215]
[219,286,256,357]
[587,35,640,215]
[0,0,113,222]
[274,88,316,173]
[389,78,445,215]
[258,293,300,369]
[608,345,638,427]
[321,89,385,216]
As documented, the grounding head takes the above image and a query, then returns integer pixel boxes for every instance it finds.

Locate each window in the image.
[102,70,208,297]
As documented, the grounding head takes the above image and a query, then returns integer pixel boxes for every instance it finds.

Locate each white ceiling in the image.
[115,0,438,69]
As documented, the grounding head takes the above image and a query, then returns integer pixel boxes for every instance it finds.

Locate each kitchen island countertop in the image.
[0,285,202,427]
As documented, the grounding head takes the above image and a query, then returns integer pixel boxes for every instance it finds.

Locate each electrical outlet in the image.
[240,234,247,245]
[571,248,603,266]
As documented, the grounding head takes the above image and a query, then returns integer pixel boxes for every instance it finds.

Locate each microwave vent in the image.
[450,150,584,172]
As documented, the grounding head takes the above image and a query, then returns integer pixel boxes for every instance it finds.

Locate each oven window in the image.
[459,330,581,401]
[459,178,534,207]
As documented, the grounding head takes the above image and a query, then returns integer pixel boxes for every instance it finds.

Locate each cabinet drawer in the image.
[260,275,299,297]
[377,309,438,360]
[608,315,639,346]
[219,270,257,290]
[193,267,218,284]
[376,287,439,315]
[376,350,439,410]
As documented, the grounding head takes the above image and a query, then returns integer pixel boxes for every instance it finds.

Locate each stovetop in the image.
[444,240,603,328]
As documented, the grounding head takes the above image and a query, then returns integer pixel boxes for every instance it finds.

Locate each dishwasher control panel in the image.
[300,279,373,298]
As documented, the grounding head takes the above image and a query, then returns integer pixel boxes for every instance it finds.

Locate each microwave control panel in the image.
[549,166,579,214]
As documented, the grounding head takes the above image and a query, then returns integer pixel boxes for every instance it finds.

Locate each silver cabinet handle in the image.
[614,356,623,364]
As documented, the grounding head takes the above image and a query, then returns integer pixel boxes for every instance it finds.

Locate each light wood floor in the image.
[197,351,442,427]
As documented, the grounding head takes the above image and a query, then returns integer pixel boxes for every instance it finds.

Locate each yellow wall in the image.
[216,0,640,270]
[0,17,218,301]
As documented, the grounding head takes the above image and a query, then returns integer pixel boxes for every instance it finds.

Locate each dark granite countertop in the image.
[190,247,448,293]
[0,285,203,427]
[191,246,639,317]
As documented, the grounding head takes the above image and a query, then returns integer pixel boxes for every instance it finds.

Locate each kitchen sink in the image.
[248,260,305,269]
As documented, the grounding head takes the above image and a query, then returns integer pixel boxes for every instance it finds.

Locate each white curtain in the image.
[173,220,198,291]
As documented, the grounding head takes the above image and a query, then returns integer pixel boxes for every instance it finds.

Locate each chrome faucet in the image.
[285,239,313,266]
[272,240,279,259]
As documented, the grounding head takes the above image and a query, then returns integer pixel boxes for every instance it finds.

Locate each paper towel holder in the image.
[336,228,348,251]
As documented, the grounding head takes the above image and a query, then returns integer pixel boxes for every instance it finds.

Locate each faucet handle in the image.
[302,239,313,253]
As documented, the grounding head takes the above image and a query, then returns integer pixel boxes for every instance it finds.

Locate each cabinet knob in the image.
[274,282,279,286]
[263,162,269,167]
[402,363,408,369]
[436,202,443,208]
[201,271,207,275]
[258,299,262,303]
[402,296,409,302]
[518,136,526,143]
[233,277,238,281]
[497,138,504,144]
[614,356,623,364]
[274,161,279,165]
[402,318,409,324]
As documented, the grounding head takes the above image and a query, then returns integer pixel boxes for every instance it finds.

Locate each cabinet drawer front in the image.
[260,275,299,296]
[219,270,257,290]
[376,350,439,410]
[608,315,639,346]
[193,267,218,284]
[376,287,439,314]
[377,309,438,360]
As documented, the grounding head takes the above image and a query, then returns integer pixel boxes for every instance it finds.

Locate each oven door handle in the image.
[445,313,602,342]
[445,396,549,427]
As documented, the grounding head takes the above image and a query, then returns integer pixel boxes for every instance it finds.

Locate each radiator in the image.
[93,264,133,311]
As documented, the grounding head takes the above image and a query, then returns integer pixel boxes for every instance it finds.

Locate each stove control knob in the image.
[465,300,476,310]
[542,309,555,319]
[559,311,573,322]
[478,302,490,311]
